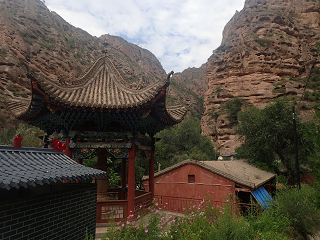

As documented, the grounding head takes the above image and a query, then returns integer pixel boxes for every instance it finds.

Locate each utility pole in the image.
[292,106,301,189]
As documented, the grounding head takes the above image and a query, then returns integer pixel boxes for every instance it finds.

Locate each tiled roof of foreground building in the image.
[142,159,276,189]
[0,145,107,190]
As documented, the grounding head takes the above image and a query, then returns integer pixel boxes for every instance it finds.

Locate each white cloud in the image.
[46,0,245,73]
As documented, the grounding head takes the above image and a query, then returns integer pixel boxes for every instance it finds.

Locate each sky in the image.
[44,0,245,73]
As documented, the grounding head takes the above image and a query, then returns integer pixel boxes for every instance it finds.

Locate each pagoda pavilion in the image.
[5,55,187,222]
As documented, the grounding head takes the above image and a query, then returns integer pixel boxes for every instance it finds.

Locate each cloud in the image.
[46,0,245,73]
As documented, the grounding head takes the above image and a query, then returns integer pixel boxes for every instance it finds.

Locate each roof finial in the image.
[167,71,174,82]
[102,42,109,55]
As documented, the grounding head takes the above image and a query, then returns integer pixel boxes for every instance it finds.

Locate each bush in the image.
[268,185,320,237]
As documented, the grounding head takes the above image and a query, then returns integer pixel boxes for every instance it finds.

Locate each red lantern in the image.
[14,134,23,148]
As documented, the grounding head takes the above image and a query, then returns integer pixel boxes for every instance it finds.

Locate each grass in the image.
[272,88,286,94]
[85,185,320,240]
[255,38,272,47]
[0,48,7,57]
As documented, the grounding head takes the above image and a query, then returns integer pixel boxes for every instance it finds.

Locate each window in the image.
[188,175,195,183]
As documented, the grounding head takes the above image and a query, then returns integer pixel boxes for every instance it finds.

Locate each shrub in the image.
[269,185,320,237]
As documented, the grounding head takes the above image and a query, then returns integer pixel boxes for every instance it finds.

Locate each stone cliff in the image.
[202,0,320,155]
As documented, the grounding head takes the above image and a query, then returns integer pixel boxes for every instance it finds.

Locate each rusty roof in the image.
[142,159,276,189]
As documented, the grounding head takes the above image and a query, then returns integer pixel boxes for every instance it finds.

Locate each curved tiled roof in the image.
[33,56,167,109]
[5,56,187,132]
[4,97,30,118]
[0,145,107,190]
[166,105,188,122]
[142,159,276,189]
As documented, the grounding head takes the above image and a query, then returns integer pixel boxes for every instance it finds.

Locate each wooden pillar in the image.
[64,136,72,183]
[149,138,155,200]
[128,137,135,215]
[76,159,83,183]
[95,149,110,201]
[121,158,127,200]
[64,136,73,158]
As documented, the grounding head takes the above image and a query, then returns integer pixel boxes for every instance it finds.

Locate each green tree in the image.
[236,99,313,175]
[304,109,320,181]
[221,97,246,126]
[155,118,218,170]
[0,124,45,147]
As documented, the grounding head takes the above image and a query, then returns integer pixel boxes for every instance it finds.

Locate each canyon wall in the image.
[202,0,320,155]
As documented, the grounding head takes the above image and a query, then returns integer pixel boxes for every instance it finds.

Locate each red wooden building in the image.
[142,159,276,212]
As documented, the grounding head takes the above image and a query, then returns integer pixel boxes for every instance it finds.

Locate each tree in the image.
[304,109,320,180]
[155,118,218,170]
[0,124,45,147]
[236,99,313,176]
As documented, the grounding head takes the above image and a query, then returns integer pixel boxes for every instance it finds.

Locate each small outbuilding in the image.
[142,159,276,212]
[0,146,107,240]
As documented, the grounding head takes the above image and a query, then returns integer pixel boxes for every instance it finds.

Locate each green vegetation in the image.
[0,48,7,58]
[272,88,286,94]
[39,39,56,51]
[220,97,249,126]
[208,97,251,126]
[23,37,36,44]
[0,124,45,147]
[216,44,230,52]
[304,109,320,179]
[236,99,313,176]
[155,118,218,169]
[255,38,272,47]
[95,184,320,240]
[67,36,77,50]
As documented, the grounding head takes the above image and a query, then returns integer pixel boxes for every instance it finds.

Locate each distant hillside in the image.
[168,64,207,119]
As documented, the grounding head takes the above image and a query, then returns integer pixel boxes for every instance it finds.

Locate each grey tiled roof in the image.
[142,159,276,189]
[0,145,107,190]
[34,56,167,109]
[5,56,187,124]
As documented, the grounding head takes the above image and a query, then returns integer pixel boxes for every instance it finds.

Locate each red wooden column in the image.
[121,158,127,200]
[149,137,155,200]
[64,136,73,158]
[95,149,110,201]
[128,137,136,215]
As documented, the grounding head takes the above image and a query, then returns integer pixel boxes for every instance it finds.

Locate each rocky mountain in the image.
[0,0,205,130]
[202,0,320,155]
[166,64,207,119]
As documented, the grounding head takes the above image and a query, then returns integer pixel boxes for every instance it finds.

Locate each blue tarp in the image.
[251,186,273,209]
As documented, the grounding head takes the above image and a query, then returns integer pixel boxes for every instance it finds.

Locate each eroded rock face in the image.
[167,64,208,117]
[202,0,320,155]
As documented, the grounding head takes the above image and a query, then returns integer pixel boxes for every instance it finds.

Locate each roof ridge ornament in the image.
[167,71,174,83]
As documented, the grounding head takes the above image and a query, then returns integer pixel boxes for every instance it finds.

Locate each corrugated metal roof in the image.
[251,186,273,209]
[0,145,107,190]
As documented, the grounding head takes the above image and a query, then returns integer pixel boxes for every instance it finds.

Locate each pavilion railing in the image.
[134,191,152,216]
[96,189,152,223]
[96,200,128,223]
[155,195,258,216]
